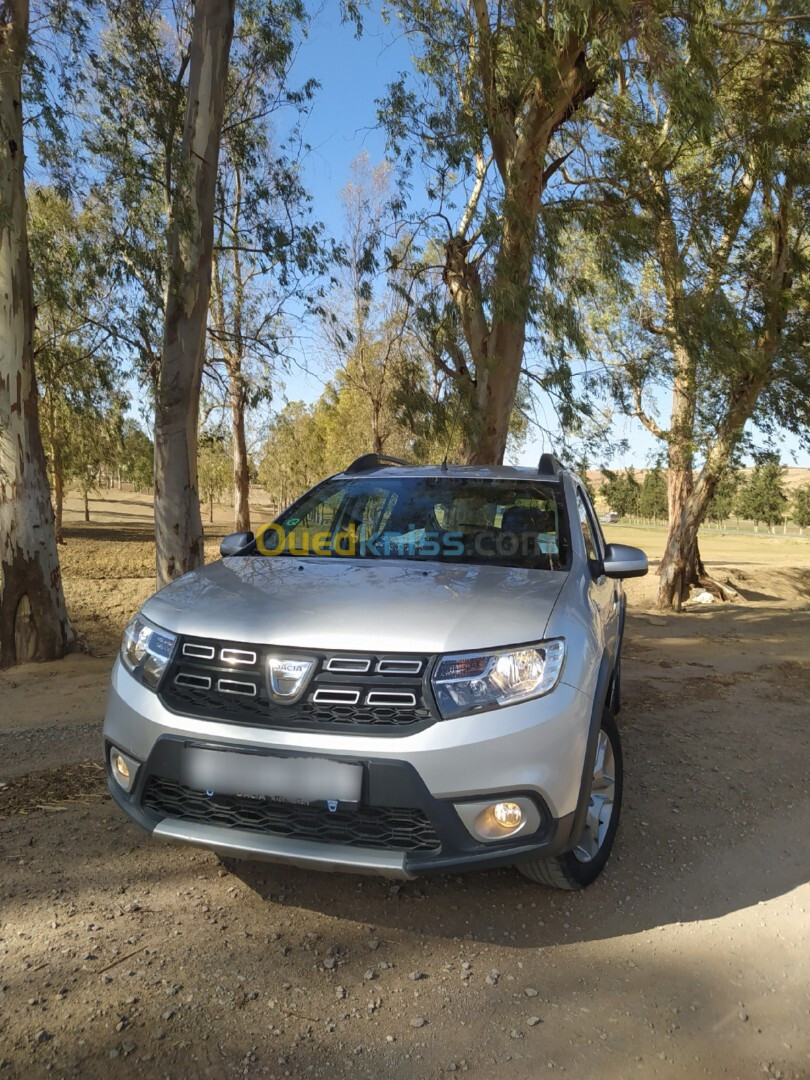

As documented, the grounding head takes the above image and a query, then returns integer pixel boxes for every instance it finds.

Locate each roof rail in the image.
[538,453,564,476]
[344,453,413,475]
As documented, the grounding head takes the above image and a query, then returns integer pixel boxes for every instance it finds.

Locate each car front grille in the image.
[159,637,435,733]
[142,777,441,852]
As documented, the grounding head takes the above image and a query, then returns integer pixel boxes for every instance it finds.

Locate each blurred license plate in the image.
[180,750,362,806]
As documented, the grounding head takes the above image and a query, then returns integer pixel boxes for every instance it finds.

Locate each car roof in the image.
[334,464,565,482]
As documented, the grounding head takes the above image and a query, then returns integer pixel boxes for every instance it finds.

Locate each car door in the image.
[575,485,620,662]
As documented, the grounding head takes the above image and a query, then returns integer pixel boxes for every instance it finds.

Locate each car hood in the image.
[141,557,567,654]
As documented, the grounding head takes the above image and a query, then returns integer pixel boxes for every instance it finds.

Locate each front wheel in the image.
[518,708,623,890]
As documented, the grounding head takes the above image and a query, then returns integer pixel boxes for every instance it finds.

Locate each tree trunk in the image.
[0,0,73,667]
[153,0,235,588]
[53,461,64,544]
[466,320,526,465]
[229,363,251,533]
[445,41,595,466]
[83,490,89,522]
[209,491,214,525]
[370,398,383,455]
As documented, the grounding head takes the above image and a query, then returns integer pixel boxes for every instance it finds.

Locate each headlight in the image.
[121,614,176,690]
[431,640,565,719]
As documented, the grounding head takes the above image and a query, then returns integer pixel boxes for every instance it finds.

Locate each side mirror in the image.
[603,542,648,579]
[220,531,254,558]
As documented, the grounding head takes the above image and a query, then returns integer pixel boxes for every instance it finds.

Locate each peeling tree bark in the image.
[154,0,235,588]
[0,0,72,666]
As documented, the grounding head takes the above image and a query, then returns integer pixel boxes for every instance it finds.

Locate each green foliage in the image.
[257,401,326,505]
[558,4,810,494]
[121,420,154,491]
[84,0,322,390]
[707,469,741,524]
[29,187,126,508]
[791,484,810,530]
[638,467,668,521]
[377,0,646,460]
[735,458,789,529]
[600,468,640,518]
[197,434,233,519]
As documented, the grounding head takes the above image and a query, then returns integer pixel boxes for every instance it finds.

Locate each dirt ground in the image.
[1,491,809,1079]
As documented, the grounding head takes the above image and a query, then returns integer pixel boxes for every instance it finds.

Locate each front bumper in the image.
[104,658,589,878]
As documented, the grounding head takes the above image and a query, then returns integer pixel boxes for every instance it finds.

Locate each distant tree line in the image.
[601,459,810,535]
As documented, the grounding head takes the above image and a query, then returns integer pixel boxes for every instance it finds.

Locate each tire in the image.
[518,707,623,890]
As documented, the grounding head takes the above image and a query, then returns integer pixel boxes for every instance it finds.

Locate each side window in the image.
[357,488,397,538]
[576,489,602,565]
[289,488,344,532]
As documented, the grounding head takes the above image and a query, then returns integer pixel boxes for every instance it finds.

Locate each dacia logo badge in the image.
[326,800,338,813]
[266,656,316,703]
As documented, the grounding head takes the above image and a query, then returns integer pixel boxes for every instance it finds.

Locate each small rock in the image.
[410,971,426,981]
[324,957,337,971]
[121,1042,136,1057]
[527,1016,542,1027]
[364,970,377,981]
[510,1028,524,1039]
[335,987,346,1000]
[367,939,380,951]
[410,1017,427,1028]
[34,1030,52,1045]
[525,988,539,997]
[739,1011,749,1022]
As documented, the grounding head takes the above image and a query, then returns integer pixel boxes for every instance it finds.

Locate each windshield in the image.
[258,476,570,571]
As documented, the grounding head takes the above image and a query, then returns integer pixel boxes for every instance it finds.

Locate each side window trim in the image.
[578,486,606,561]
[575,486,604,572]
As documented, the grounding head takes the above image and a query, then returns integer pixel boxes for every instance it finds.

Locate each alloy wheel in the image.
[573,728,616,863]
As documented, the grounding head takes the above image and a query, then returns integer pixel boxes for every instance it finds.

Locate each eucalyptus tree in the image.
[735,457,789,533]
[208,21,325,534]
[153,0,236,586]
[321,153,427,457]
[0,0,72,665]
[558,3,809,608]
[87,0,316,580]
[791,483,810,534]
[377,0,661,464]
[28,187,122,541]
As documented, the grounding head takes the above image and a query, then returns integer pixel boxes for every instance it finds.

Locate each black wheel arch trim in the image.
[568,649,615,852]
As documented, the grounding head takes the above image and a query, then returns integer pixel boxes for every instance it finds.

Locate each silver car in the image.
[104,454,647,888]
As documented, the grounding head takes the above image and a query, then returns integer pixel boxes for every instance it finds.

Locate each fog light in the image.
[493,801,523,829]
[110,747,138,792]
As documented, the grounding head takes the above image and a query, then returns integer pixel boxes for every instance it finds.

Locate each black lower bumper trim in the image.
[105,735,577,876]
